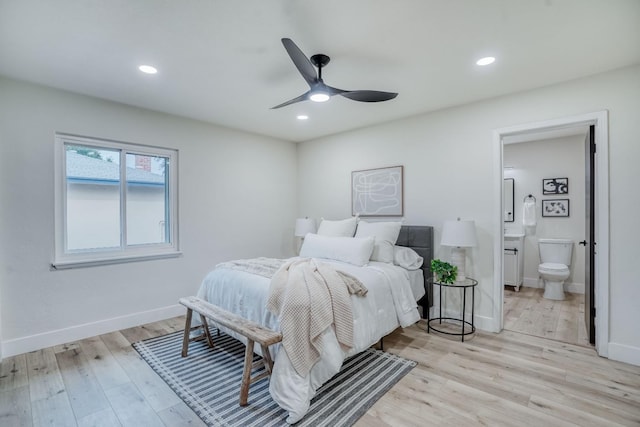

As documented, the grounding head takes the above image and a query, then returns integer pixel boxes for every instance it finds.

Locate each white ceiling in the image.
[1,0,639,142]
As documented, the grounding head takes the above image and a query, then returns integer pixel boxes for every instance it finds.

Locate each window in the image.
[54,134,179,268]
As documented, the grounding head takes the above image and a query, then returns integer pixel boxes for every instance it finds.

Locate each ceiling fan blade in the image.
[271,92,310,109]
[339,90,398,102]
[325,85,347,96]
[281,38,317,87]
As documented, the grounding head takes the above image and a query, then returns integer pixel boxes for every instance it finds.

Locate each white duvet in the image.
[196,257,423,424]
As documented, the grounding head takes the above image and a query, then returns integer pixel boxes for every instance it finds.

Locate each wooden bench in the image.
[178,296,283,406]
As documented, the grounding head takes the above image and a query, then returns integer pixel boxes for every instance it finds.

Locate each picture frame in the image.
[542,199,570,217]
[542,177,569,195]
[352,165,403,216]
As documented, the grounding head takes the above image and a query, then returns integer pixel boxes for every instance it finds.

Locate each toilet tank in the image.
[538,238,573,265]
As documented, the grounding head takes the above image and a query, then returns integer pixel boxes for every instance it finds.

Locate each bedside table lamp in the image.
[295,217,316,238]
[441,219,477,281]
[294,217,316,253]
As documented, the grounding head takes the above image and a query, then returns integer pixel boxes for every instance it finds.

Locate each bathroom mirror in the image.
[504,178,514,222]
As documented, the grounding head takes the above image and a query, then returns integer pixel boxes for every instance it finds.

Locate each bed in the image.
[195,224,433,423]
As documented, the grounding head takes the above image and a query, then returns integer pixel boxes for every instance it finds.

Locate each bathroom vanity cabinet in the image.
[504,234,525,291]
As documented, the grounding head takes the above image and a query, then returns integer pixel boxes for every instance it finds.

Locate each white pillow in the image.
[354,220,402,263]
[299,234,374,266]
[316,216,358,237]
[393,246,424,270]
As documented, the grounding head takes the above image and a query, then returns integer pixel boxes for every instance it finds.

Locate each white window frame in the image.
[53,133,180,269]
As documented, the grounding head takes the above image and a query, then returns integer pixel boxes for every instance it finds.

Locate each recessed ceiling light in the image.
[297,115,309,120]
[476,57,495,66]
[138,65,158,74]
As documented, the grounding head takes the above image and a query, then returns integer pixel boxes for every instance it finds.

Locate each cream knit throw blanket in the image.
[266,258,368,377]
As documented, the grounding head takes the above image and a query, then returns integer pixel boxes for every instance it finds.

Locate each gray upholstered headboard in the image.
[396,225,434,317]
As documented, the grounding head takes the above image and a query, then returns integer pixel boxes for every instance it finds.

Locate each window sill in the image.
[51,251,183,270]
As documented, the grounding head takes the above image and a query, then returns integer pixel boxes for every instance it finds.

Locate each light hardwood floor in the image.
[1,316,639,426]
[503,286,590,347]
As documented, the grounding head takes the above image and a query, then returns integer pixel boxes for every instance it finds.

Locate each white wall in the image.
[297,65,640,365]
[0,77,298,357]
[504,135,586,293]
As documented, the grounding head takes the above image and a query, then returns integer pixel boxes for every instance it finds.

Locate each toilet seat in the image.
[538,262,569,274]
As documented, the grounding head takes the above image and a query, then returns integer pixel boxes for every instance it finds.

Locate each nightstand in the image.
[426,277,477,342]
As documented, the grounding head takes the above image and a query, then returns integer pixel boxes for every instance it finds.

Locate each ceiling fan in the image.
[271,38,398,109]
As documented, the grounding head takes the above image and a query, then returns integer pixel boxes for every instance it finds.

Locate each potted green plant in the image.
[431,259,458,284]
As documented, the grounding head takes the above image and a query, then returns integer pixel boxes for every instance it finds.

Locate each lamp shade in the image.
[441,220,477,247]
[294,217,316,237]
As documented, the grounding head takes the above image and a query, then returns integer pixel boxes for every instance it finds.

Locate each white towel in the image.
[523,199,536,226]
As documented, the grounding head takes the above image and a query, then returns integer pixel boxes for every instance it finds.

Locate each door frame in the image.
[492,111,609,357]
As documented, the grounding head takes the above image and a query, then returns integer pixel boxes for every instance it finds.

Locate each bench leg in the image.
[181,308,193,357]
[260,344,275,375]
[199,314,214,349]
[239,339,255,406]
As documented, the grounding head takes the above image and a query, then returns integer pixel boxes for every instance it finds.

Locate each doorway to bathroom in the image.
[503,130,588,347]
[493,112,609,357]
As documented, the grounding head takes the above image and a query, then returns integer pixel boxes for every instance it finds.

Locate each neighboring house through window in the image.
[53,134,180,268]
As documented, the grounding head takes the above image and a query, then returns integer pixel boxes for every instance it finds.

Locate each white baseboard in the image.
[428,307,496,334]
[522,277,584,294]
[608,342,640,367]
[523,277,542,288]
[565,282,585,294]
[1,304,184,358]
[472,314,496,333]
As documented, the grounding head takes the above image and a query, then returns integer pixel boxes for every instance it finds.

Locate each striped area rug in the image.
[133,330,416,426]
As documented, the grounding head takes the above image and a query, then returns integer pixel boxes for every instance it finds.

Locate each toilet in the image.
[538,238,573,300]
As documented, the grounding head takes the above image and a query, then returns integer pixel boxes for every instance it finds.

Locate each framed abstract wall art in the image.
[352,165,403,216]
[542,199,570,217]
[542,177,569,195]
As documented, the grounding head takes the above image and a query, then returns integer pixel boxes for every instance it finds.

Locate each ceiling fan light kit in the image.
[309,91,330,102]
[272,38,398,109]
